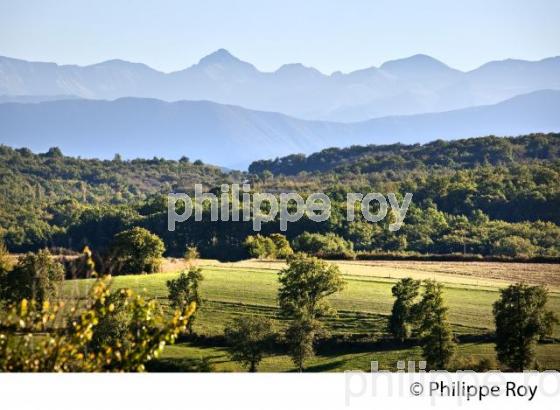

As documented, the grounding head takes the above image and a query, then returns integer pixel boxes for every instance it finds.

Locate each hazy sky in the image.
[1,0,559,74]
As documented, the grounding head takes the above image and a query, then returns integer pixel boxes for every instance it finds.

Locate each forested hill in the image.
[1,134,559,260]
[0,145,237,250]
[0,145,236,198]
[249,133,560,175]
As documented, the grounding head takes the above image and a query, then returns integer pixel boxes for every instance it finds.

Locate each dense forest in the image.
[249,134,560,175]
[0,133,559,263]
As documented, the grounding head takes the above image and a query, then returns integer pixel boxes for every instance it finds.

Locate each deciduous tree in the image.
[110,227,165,274]
[278,253,345,371]
[388,277,420,342]
[166,267,204,333]
[224,316,274,372]
[0,249,64,304]
[493,283,558,370]
[414,280,455,369]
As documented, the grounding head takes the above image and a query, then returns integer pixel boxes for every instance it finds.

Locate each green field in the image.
[63,259,560,371]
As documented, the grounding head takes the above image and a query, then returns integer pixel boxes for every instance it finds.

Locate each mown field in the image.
[63,259,560,371]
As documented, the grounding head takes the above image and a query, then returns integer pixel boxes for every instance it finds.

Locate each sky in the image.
[1,0,559,74]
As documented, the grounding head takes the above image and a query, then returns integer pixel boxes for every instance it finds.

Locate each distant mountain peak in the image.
[91,59,152,69]
[381,54,456,73]
[275,63,324,77]
[1,52,559,122]
[98,58,130,65]
[198,49,241,65]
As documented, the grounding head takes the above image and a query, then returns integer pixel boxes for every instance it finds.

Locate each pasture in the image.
[63,259,560,371]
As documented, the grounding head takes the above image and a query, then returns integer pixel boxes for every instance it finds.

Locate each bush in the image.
[0,241,12,274]
[0,249,64,304]
[61,246,97,279]
[146,357,213,372]
[0,242,12,300]
[184,246,200,262]
[110,227,165,274]
[451,355,498,371]
[244,234,275,259]
[269,233,294,259]
[292,232,355,259]
[244,233,293,260]
[88,289,135,356]
[388,277,420,342]
[494,235,537,258]
[0,278,196,372]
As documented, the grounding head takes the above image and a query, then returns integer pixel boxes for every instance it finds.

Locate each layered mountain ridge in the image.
[1,51,559,121]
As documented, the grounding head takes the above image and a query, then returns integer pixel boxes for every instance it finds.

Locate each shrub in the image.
[452,355,498,371]
[0,241,12,273]
[184,245,200,262]
[88,289,135,356]
[292,232,355,259]
[0,278,196,371]
[244,234,275,259]
[494,236,537,258]
[269,233,294,259]
[244,233,293,259]
[62,246,97,279]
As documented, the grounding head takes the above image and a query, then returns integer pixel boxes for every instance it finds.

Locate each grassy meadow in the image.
[63,259,560,372]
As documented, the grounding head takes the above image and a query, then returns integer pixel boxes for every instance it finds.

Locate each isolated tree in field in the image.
[278,253,345,371]
[166,267,204,333]
[414,280,455,369]
[224,316,274,372]
[285,317,321,372]
[0,249,64,304]
[278,253,345,319]
[388,277,420,342]
[493,283,558,371]
[110,227,165,274]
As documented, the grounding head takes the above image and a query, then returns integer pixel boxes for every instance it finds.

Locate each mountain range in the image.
[1,90,559,169]
[1,50,559,122]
